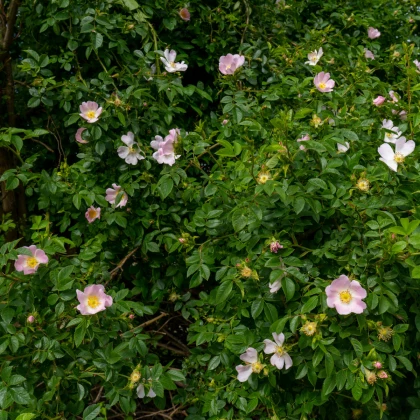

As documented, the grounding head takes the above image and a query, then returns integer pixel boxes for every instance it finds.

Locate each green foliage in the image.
[1,0,420,419]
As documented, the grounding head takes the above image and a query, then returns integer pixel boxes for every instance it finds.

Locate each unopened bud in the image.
[27,315,35,324]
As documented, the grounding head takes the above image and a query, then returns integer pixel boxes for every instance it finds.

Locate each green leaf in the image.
[92,32,103,49]
[74,320,87,348]
[350,338,363,358]
[16,415,37,420]
[10,387,31,405]
[232,210,247,232]
[410,409,420,420]
[351,380,363,401]
[208,356,221,370]
[300,296,318,314]
[251,299,264,319]
[166,370,185,381]
[305,140,326,153]
[83,404,101,420]
[281,277,295,301]
[216,281,233,303]
[321,374,336,396]
[121,0,139,9]
[158,176,174,199]
[341,129,359,141]
[294,197,305,214]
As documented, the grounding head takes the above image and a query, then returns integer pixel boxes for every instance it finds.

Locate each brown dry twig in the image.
[109,246,139,279]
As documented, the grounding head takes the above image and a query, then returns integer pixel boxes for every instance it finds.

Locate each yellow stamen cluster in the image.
[87,295,100,309]
[301,321,317,336]
[86,110,96,119]
[130,370,141,383]
[393,152,404,163]
[339,290,352,304]
[318,82,326,89]
[356,178,370,192]
[257,172,271,184]
[241,267,253,278]
[251,361,263,373]
[26,257,38,268]
[378,326,394,342]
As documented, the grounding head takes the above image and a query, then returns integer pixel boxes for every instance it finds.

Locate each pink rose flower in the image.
[85,206,101,223]
[160,49,188,73]
[326,275,367,315]
[270,241,283,253]
[219,54,245,75]
[179,8,190,21]
[364,49,375,60]
[373,361,383,369]
[105,184,128,207]
[263,333,293,370]
[314,72,335,93]
[75,127,88,144]
[389,90,399,103]
[76,284,113,315]
[235,348,263,382]
[378,370,388,379]
[373,96,385,106]
[222,119,228,125]
[27,315,35,323]
[382,119,401,143]
[79,101,103,123]
[305,47,323,66]
[14,245,49,275]
[368,27,381,39]
[150,129,181,166]
[378,137,415,172]
[117,132,145,165]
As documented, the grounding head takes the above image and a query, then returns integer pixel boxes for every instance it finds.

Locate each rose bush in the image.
[1,0,420,419]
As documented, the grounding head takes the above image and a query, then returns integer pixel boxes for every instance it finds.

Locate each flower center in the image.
[128,146,136,153]
[87,295,100,308]
[169,61,176,68]
[318,82,326,89]
[339,290,352,304]
[394,152,404,163]
[226,64,232,69]
[86,110,96,119]
[275,345,285,356]
[251,361,263,373]
[26,257,38,268]
[88,209,98,219]
[357,179,370,191]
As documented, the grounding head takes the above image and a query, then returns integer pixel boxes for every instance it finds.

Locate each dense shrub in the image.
[1,0,420,419]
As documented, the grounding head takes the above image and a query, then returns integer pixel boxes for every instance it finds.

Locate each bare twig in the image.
[30,138,54,152]
[162,329,190,354]
[129,312,168,333]
[109,247,139,279]
[93,386,103,403]
[156,342,189,356]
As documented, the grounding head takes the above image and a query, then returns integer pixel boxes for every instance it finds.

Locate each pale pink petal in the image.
[121,132,135,147]
[395,138,415,156]
[75,128,88,144]
[147,388,156,398]
[379,158,398,172]
[239,347,258,364]
[34,249,48,264]
[270,354,285,369]
[236,365,253,382]
[14,255,28,272]
[349,280,367,299]
[283,353,293,369]
[263,339,277,354]
[137,384,145,398]
[272,332,285,346]
[117,146,130,159]
[378,143,395,161]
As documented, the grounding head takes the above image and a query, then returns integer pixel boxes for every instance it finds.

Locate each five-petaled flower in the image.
[105,184,128,207]
[75,127,88,144]
[325,275,367,315]
[219,54,245,75]
[373,96,385,106]
[160,49,188,73]
[117,132,145,165]
[382,119,401,143]
[76,284,113,315]
[137,384,156,398]
[85,206,101,223]
[368,27,381,39]
[305,47,323,66]
[263,333,293,370]
[235,348,264,382]
[79,101,103,123]
[314,72,335,93]
[389,90,399,103]
[15,245,49,275]
[378,137,415,172]
[150,129,181,166]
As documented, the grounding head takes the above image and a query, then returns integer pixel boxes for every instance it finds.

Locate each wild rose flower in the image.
[85,206,101,223]
[27,315,35,323]
[368,27,381,39]
[269,280,281,294]
[337,142,350,153]
[222,119,228,125]
[373,96,385,106]
[117,132,145,165]
[389,90,399,103]
[270,241,283,253]
[75,127,88,144]
[297,134,310,150]
[325,275,367,315]
[150,131,180,166]
[179,8,190,21]
[365,49,375,60]
[79,101,103,123]
[219,54,245,75]
[414,60,420,71]
[160,49,188,73]
[76,284,113,315]
[137,384,156,398]
[314,72,335,93]
[105,184,128,207]
[378,370,388,379]
[382,119,402,143]
[235,348,264,382]
[257,172,271,184]
[378,137,415,172]
[305,47,323,66]
[373,361,383,369]
[263,333,293,370]
[15,245,48,275]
